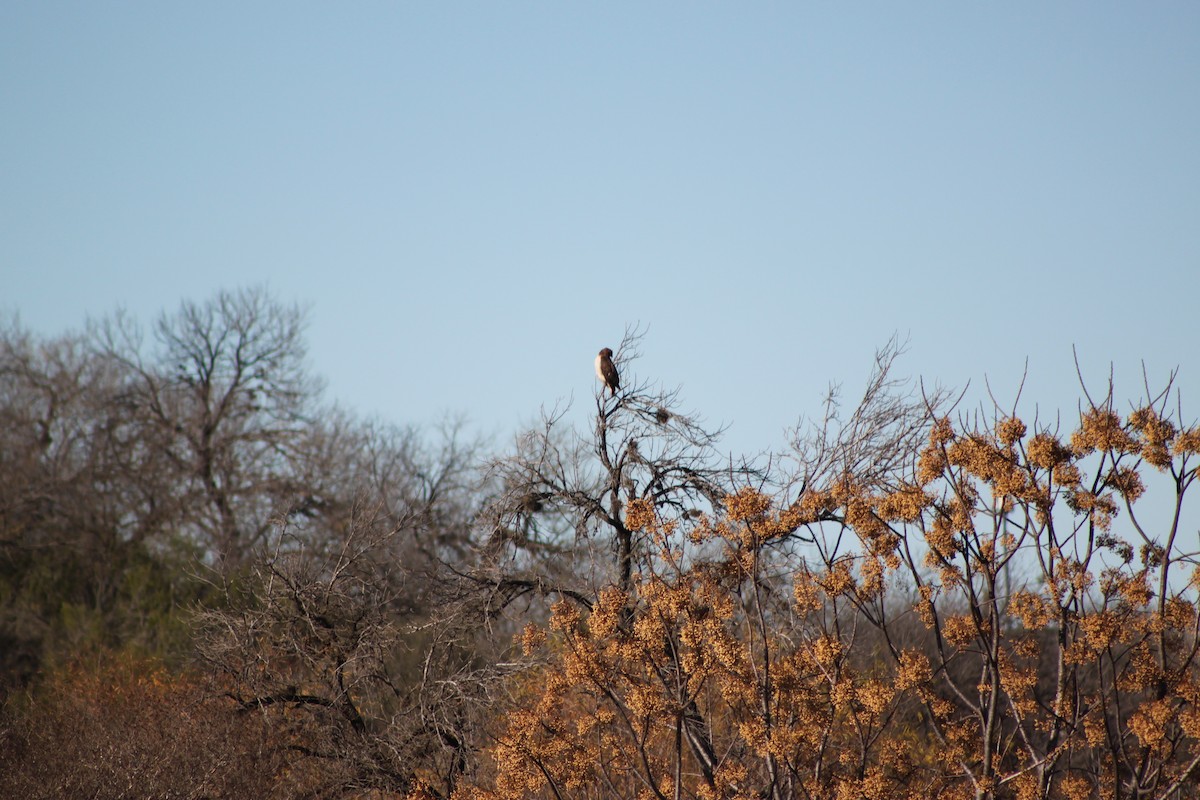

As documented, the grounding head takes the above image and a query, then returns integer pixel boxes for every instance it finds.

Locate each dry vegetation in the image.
[2,293,1197,799]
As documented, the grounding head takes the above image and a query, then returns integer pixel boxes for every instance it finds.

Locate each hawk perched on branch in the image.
[595,347,620,397]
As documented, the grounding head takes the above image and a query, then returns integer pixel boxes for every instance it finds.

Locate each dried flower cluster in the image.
[456,387,1200,800]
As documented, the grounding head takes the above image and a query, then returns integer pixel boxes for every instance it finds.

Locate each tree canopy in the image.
[2,293,1198,800]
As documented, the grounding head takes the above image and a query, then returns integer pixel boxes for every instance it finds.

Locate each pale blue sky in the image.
[3,3,1198,459]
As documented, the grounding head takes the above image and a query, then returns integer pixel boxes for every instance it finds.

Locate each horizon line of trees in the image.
[1,288,1197,800]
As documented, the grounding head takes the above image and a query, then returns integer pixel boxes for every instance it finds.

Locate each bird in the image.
[595,347,620,397]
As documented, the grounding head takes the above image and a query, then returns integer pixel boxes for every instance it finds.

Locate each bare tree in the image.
[194,421,488,798]
[395,329,766,795]
[467,327,751,613]
[786,334,951,500]
[95,287,320,566]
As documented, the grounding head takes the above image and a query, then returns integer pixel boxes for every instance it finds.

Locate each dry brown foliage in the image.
[457,364,1200,800]
[0,652,283,799]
